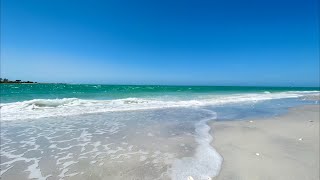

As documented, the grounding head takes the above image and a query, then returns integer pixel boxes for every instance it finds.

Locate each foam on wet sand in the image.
[1,91,319,180]
[0,108,214,180]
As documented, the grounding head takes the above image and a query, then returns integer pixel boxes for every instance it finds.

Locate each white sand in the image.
[210,105,320,180]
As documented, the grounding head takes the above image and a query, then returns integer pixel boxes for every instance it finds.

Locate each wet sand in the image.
[210,105,320,180]
[0,108,205,180]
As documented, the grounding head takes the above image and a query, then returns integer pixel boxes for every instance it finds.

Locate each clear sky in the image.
[1,0,319,86]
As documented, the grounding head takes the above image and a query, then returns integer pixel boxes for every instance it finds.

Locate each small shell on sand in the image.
[255,153,260,156]
[298,138,303,141]
[187,176,194,180]
[187,176,211,180]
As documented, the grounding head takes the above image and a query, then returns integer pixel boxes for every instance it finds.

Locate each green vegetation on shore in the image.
[0,78,37,84]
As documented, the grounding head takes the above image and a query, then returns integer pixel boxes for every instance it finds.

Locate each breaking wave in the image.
[1,91,318,121]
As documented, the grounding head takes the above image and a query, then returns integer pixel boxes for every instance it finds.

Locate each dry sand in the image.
[210,105,319,180]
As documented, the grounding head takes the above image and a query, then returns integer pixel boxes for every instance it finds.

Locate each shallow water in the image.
[1,98,318,180]
[1,108,218,180]
[1,85,319,180]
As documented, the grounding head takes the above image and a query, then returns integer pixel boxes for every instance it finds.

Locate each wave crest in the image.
[25,98,79,108]
[1,91,318,121]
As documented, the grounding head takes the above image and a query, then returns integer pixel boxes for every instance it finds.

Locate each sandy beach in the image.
[1,85,319,180]
[210,105,320,180]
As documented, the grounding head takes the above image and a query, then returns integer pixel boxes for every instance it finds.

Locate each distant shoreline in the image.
[0,82,67,84]
[0,82,38,84]
[0,78,38,84]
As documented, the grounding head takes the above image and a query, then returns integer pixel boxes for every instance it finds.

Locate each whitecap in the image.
[1,91,318,121]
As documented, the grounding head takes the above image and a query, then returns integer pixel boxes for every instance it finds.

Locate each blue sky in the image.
[1,0,319,86]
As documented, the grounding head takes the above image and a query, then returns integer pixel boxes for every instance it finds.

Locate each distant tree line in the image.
[0,78,37,84]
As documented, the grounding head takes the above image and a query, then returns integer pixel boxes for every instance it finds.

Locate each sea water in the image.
[0,84,319,180]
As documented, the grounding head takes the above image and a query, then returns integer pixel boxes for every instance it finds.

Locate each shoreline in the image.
[210,105,319,180]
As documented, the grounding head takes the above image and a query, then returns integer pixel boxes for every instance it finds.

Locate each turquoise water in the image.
[1,84,318,103]
[1,84,318,121]
[0,84,319,179]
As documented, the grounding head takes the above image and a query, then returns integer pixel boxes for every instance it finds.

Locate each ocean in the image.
[0,84,319,180]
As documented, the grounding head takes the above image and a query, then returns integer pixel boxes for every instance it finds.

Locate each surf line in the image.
[171,108,223,180]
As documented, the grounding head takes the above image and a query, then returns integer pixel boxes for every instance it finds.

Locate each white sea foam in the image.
[0,91,318,121]
[171,109,222,180]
